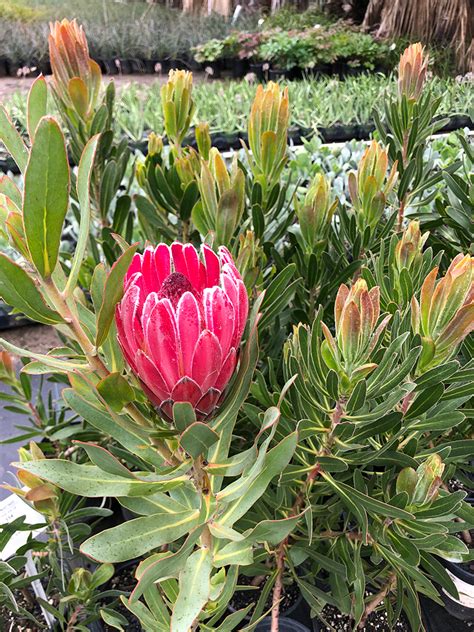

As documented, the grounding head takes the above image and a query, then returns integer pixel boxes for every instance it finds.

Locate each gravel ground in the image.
[1,324,60,354]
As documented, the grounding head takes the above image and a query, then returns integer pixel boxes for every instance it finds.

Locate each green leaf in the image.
[17,459,184,498]
[219,431,298,527]
[63,388,164,468]
[0,105,28,172]
[410,411,465,432]
[259,264,299,330]
[132,528,203,602]
[173,402,197,433]
[179,422,219,459]
[405,384,444,419]
[97,372,135,412]
[27,76,48,141]
[0,254,63,325]
[213,540,253,568]
[171,548,212,632]
[100,608,127,631]
[91,563,115,589]
[65,134,100,296]
[346,379,366,413]
[81,509,200,563]
[0,338,86,372]
[419,552,458,599]
[23,117,70,278]
[338,482,414,520]
[96,244,138,347]
[74,441,137,479]
[244,513,305,545]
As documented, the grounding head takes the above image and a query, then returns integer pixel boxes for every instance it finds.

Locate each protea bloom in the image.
[115,243,249,420]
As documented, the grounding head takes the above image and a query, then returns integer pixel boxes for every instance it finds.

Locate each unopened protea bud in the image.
[321,280,390,391]
[296,173,337,251]
[393,220,429,273]
[348,141,398,231]
[148,132,163,157]
[49,19,101,121]
[398,43,429,102]
[397,454,444,507]
[193,149,245,245]
[175,150,200,186]
[247,82,289,192]
[161,70,195,148]
[411,253,474,374]
[115,243,248,421]
[196,122,212,161]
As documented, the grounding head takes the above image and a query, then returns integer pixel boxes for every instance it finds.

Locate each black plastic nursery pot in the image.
[96,59,119,75]
[6,60,41,78]
[438,555,474,621]
[421,595,474,632]
[231,58,248,78]
[142,59,165,74]
[268,67,292,81]
[248,62,269,82]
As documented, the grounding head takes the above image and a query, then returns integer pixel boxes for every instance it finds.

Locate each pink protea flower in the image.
[115,243,249,421]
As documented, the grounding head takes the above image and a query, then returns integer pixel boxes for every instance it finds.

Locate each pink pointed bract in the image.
[115,242,249,420]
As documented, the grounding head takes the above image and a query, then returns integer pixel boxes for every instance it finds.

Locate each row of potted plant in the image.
[192,26,396,80]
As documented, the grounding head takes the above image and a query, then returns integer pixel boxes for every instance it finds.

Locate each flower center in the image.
[158,272,194,307]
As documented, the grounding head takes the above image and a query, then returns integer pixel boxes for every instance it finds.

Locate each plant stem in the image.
[396,196,406,232]
[359,573,396,628]
[271,543,286,632]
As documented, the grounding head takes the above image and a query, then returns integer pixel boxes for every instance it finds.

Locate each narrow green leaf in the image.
[171,548,212,632]
[63,388,164,468]
[74,441,137,479]
[80,509,200,563]
[65,134,100,295]
[17,460,183,498]
[27,76,48,141]
[132,528,203,602]
[23,116,70,278]
[219,431,297,527]
[0,105,28,172]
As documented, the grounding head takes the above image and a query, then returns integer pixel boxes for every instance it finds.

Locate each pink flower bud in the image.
[115,243,249,421]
